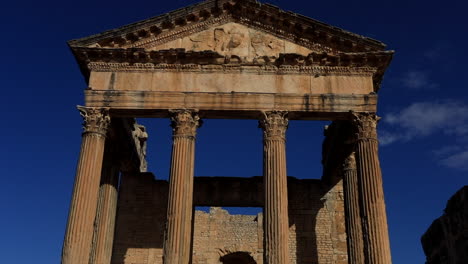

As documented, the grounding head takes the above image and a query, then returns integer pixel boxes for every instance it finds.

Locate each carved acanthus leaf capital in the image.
[343,152,357,171]
[259,111,289,141]
[351,112,380,141]
[170,110,201,138]
[77,106,110,136]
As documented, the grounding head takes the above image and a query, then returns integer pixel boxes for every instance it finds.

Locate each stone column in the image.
[89,142,120,264]
[62,107,110,264]
[343,152,365,264]
[352,112,392,264]
[259,111,289,264]
[163,110,200,264]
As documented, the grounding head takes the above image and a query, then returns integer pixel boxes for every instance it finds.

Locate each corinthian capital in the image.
[351,112,380,141]
[259,111,289,141]
[78,106,110,136]
[170,110,201,138]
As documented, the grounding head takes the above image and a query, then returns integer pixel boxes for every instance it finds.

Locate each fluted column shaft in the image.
[89,142,120,264]
[343,152,365,264]
[163,110,200,264]
[62,107,110,264]
[352,113,392,264]
[260,111,289,264]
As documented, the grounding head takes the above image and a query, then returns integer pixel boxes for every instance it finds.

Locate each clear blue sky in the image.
[1,0,467,263]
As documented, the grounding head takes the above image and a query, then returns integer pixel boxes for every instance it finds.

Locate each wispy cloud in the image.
[440,151,468,171]
[381,101,468,143]
[432,145,463,158]
[380,100,468,171]
[401,70,438,90]
[378,130,401,146]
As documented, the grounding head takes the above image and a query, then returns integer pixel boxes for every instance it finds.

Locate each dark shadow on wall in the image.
[289,177,326,264]
[111,172,168,264]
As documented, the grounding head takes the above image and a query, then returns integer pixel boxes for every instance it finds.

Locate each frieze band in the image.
[87,61,377,77]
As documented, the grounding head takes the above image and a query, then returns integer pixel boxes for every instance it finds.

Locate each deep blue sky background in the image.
[1,0,467,263]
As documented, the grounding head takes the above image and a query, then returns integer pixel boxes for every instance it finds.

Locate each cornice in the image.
[76,47,392,67]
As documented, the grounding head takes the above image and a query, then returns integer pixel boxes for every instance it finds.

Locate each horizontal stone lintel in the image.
[85,90,377,120]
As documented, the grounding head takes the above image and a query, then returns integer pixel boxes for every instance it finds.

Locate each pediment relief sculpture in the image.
[143,23,312,61]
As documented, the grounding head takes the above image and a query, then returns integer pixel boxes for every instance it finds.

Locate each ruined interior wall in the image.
[422,186,468,264]
[111,174,347,264]
[288,178,347,264]
[111,172,168,264]
[192,208,263,264]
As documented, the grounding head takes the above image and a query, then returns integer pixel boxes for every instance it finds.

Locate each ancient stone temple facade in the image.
[62,0,394,263]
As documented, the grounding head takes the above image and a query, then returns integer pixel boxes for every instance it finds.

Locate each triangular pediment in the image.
[69,0,394,90]
[69,0,387,55]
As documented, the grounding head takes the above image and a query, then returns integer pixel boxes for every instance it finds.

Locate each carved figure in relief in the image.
[189,30,214,51]
[148,23,313,60]
[214,27,246,55]
[250,32,284,58]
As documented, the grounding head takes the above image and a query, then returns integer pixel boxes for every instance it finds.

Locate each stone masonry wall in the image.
[111,173,347,264]
[192,207,263,264]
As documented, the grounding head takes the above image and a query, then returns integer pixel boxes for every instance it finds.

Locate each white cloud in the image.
[383,101,468,140]
[401,70,438,90]
[380,101,468,171]
[378,130,401,146]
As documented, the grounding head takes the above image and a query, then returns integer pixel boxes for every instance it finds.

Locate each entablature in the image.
[85,90,377,120]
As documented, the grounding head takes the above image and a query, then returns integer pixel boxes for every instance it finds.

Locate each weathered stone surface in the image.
[131,123,148,172]
[343,152,364,264]
[150,22,312,60]
[422,186,468,264]
[64,1,394,263]
[85,90,378,118]
[62,107,110,264]
[111,175,347,264]
[352,113,392,264]
[260,111,290,264]
[192,207,263,264]
[89,141,120,264]
[163,110,200,264]
[70,0,387,54]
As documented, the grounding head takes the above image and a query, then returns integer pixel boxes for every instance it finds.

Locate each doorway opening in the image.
[220,251,256,264]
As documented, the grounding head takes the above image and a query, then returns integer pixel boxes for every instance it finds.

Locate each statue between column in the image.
[132,123,148,172]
